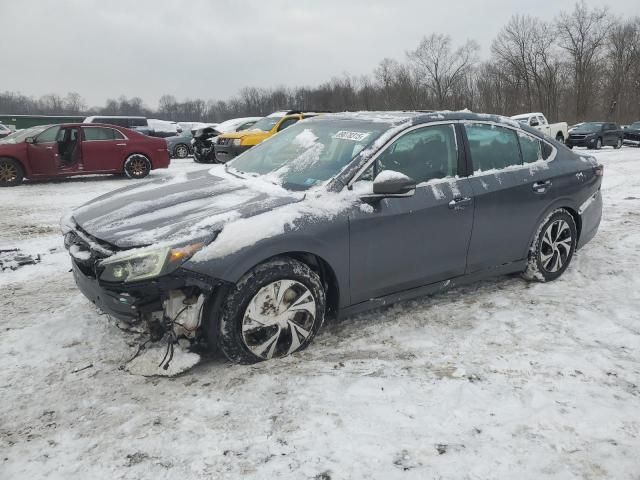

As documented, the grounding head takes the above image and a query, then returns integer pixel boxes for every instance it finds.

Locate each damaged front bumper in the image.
[65,227,226,340]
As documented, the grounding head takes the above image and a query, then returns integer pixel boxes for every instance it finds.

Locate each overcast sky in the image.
[2,0,639,108]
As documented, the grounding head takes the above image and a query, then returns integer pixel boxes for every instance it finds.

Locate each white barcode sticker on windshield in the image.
[333,131,370,141]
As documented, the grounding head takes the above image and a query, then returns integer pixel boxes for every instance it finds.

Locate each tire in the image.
[215,257,326,364]
[595,137,602,150]
[123,154,151,179]
[567,145,574,149]
[174,144,190,158]
[614,137,622,149]
[555,133,565,144]
[523,209,577,283]
[0,157,24,187]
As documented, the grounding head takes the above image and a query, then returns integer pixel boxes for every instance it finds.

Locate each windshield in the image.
[0,124,51,144]
[248,116,282,132]
[515,118,529,125]
[574,122,604,132]
[226,119,389,190]
[630,122,640,129]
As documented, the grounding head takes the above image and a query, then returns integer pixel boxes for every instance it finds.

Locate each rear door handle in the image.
[116,143,127,146]
[448,197,472,210]
[532,180,552,193]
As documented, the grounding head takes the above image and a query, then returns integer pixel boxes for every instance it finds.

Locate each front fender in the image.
[184,219,351,306]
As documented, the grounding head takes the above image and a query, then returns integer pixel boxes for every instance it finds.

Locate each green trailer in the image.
[0,114,86,130]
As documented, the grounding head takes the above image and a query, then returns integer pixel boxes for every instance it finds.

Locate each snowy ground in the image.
[1,151,639,479]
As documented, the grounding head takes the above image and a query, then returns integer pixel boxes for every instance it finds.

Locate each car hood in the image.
[70,168,304,249]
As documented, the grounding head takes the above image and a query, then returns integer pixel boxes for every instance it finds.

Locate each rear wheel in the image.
[0,157,24,187]
[614,137,622,149]
[214,258,326,364]
[523,209,577,282]
[123,154,151,179]
[174,144,190,158]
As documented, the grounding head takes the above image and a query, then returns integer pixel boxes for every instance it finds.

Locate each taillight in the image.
[594,164,604,177]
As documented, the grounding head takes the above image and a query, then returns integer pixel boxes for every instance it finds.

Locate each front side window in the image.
[36,126,61,143]
[83,127,122,141]
[465,123,521,171]
[368,125,458,184]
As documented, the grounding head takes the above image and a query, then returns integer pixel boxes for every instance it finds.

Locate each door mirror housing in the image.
[530,119,540,127]
[360,170,416,203]
[25,137,35,144]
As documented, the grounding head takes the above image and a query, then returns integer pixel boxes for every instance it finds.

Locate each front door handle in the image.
[116,143,127,146]
[448,197,472,210]
[532,180,552,193]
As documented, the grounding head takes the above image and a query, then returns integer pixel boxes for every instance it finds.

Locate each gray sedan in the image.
[165,131,194,158]
[63,111,602,364]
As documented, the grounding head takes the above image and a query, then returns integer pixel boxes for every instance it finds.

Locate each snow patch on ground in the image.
[1,151,640,479]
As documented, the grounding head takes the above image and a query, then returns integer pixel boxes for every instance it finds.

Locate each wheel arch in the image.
[524,199,582,258]
[0,155,28,174]
[122,152,152,172]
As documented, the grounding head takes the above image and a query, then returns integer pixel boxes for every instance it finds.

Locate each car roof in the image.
[309,110,523,129]
[511,112,543,119]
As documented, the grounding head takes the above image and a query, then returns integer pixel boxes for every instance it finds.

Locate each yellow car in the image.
[214,110,319,162]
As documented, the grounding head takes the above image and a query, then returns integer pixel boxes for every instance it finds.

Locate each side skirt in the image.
[337,260,527,319]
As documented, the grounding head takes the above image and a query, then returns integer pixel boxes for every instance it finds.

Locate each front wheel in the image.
[0,157,24,187]
[595,137,602,150]
[214,258,326,364]
[123,154,151,179]
[614,137,622,149]
[555,133,565,144]
[523,209,577,282]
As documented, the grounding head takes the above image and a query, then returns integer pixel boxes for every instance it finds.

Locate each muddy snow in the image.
[1,152,639,479]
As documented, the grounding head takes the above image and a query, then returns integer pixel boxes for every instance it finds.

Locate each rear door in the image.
[463,123,558,272]
[348,123,474,304]
[81,126,127,171]
[26,126,60,176]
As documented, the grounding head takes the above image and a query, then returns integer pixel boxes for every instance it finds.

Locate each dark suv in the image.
[63,111,603,364]
[566,122,623,150]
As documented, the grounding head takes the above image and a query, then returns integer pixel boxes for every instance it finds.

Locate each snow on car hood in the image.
[69,167,303,248]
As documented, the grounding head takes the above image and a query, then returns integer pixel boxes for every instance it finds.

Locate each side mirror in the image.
[530,120,540,127]
[25,137,35,144]
[360,171,416,203]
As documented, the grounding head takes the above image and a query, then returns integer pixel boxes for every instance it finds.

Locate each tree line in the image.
[1,2,639,125]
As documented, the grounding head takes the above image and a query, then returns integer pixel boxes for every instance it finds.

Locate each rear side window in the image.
[464,124,521,171]
[372,124,458,183]
[128,118,147,127]
[519,133,543,164]
[83,127,123,141]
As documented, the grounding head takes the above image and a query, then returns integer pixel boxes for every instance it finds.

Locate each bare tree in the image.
[557,1,609,121]
[604,17,640,121]
[407,34,479,109]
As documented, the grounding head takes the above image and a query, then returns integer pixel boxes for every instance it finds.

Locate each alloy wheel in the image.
[175,145,189,158]
[0,161,17,183]
[241,279,317,360]
[127,156,149,177]
[539,219,573,273]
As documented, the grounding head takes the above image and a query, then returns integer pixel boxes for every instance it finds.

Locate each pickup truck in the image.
[510,112,568,143]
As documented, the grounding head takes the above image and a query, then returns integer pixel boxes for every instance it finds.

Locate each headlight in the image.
[99,242,204,282]
[231,138,241,146]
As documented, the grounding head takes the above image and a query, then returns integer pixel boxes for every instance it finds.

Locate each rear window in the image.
[128,118,147,127]
[465,124,521,171]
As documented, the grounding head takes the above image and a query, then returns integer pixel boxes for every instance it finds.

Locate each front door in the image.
[26,125,60,176]
[348,123,474,304]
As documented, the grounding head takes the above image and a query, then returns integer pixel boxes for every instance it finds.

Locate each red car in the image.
[0,123,170,187]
